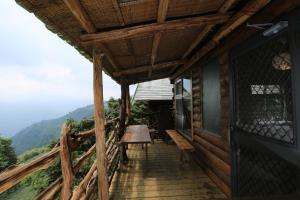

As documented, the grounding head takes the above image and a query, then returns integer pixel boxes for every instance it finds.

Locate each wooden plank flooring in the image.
[110,141,227,200]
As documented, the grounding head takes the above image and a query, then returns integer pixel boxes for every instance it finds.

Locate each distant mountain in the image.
[12,105,95,155]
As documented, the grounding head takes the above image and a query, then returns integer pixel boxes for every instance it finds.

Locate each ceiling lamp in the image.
[263,21,288,37]
[272,52,292,70]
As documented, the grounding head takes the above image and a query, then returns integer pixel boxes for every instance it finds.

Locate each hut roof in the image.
[133,78,173,101]
[15,0,275,83]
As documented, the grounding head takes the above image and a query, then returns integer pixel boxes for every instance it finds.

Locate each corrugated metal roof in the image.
[133,78,173,101]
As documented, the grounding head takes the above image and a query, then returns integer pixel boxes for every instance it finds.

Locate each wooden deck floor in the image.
[110,141,227,200]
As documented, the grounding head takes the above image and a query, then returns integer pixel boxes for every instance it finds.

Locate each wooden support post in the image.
[93,50,109,200]
[60,123,73,200]
[125,84,131,119]
[120,79,128,163]
[120,79,127,137]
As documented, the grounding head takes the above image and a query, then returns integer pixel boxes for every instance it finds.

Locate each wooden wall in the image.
[186,1,300,197]
[190,52,231,197]
[173,1,300,198]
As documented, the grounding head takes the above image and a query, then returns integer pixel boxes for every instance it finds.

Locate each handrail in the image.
[36,133,118,200]
[0,117,121,199]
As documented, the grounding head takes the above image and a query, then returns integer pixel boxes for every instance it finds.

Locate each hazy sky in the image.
[0,1,134,136]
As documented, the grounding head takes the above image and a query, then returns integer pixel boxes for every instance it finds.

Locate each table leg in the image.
[119,144,123,171]
[145,143,148,160]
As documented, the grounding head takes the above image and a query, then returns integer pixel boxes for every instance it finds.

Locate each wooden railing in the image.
[0,117,120,199]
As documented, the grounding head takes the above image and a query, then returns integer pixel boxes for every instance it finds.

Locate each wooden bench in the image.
[165,130,195,162]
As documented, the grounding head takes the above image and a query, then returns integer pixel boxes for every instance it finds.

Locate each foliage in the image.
[0,136,17,172]
[0,185,37,200]
[18,146,50,164]
[27,118,96,193]
[131,100,150,125]
[0,136,18,199]
[105,97,120,120]
[104,97,150,125]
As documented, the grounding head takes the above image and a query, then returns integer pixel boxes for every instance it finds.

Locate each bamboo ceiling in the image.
[16,0,268,84]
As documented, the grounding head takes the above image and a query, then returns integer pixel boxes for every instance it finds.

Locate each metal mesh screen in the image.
[233,33,294,144]
[238,146,298,196]
[232,32,298,197]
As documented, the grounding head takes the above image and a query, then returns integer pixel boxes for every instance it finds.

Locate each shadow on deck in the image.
[110,141,227,200]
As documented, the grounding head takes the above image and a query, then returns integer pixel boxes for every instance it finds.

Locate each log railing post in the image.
[60,123,74,200]
[93,50,109,200]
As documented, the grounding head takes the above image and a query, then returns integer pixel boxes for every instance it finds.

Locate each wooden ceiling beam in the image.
[128,73,171,85]
[149,0,169,77]
[171,0,270,80]
[113,60,185,77]
[181,0,237,60]
[98,43,119,71]
[218,0,238,14]
[80,13,230,45]
[111,0,125,26]
[182,25,212,59]
[171,0,237,76]
[63,0,120,71]
[63,0,96,33]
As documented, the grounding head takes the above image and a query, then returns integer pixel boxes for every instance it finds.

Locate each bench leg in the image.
[180,150,183,162]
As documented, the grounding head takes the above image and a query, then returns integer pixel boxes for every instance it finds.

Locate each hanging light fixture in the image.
[263,21,288,37]
[272,52,292,70]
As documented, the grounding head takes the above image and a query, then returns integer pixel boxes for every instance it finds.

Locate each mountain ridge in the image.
[12,104,95,154]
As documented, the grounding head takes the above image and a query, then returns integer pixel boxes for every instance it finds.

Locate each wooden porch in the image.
[110,141,227,200]
[5,0,300,199]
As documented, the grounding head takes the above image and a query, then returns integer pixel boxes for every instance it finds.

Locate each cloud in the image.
[0,64,85,102]
[0,1,123,104]
[0,62,125,103]
[31,64,73,80]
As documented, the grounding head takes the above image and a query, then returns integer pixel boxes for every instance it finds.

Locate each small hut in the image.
[132,78,174,139]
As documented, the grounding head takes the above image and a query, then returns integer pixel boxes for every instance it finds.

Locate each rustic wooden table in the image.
[120,125,152,168]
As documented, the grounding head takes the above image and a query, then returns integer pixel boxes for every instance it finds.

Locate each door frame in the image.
[229,8,300,197]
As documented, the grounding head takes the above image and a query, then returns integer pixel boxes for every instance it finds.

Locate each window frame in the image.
[174,71,193,140]
[202,57,222,135]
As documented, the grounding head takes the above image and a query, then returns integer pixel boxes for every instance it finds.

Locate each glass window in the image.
[175,73,192,138]
[175,80,182,95]
[251,85,281,95]
[202,58,221,134]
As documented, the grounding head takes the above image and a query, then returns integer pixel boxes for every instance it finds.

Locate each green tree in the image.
[131,100,149,124]
[28,119,95,193]
[0,136,17,172]
[105,97,120,120]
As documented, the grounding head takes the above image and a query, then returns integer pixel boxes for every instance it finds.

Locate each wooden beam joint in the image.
[63,0,96,33]
[114,60,185,77]
[171,0,270,79]
[80,14,230,45]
